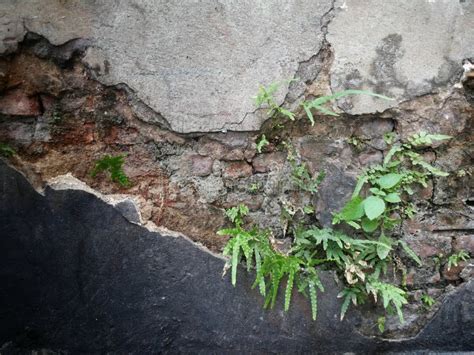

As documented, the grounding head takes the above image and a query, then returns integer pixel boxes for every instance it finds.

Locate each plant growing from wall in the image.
[91,154,131,187]
[421,294,435,309]
[253,80,393,127]
[219,82,452,328]
[0,143,15,158]
[447,250,470,270]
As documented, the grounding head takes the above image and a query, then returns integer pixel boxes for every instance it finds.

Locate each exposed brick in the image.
[190,155,213,177]
[0,89,41,116]
[453,235,474,254]
[223,161,253,179]
[252,152,286,173]
[442,261,467,281]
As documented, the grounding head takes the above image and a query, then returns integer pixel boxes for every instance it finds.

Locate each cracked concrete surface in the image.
[328,0,474,114]
[0,0,333,133]
[2,0,472,133]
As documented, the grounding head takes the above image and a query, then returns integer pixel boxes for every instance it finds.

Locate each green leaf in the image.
[397,240,422,266]
[352,175,368,198]
[340,196,365,221]
[308,281,318,320]
[256,134,269,153]
[284,271,295,311]
[347,221,361,229]
[303,104,315,125]
[279,108,295,121]
[309,90,393,107]
[363,196,386,221]
[377,316,386,333]
[312,105,339,117]
[383,144,403,166]
[361,218,379,233]
[376,173,403,189]
[376,234,392,260]
[231,243,240,286]
[340,294,351,321]
[384,192,402,203]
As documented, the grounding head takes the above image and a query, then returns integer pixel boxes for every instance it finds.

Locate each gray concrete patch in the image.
[0,0,333,133]
[327,0,474,114]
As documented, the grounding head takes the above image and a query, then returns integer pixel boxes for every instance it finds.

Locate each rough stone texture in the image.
[1,162,474,353]
[328,0,474,114]
[0,5,473,351]
[0,0,333,133]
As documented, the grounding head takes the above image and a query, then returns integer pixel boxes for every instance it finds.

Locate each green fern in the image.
[0,143,15,158]
[218,129,452,326]
[256,134,269,153]
[302,90,393,123]
[447,250,470,270]
[91,154,131,187]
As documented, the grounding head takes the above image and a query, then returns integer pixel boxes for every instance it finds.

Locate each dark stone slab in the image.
[0,161,472,353]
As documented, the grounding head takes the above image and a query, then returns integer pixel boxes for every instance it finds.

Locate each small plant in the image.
[383,132,397,145]
[249,182,262,194]
[254,81,393,126]
[254,81,296,121]
[91,154,130,187]
[377,316,386,333]
[256,134,269,153]
[0,143,15,158]
[421,294,435,309]
[456,169,469,177]
[301,90,393,125]
[447,250,470,270]
[332,132,452,234]
[218,204,324,320]
[290,161,325,194]
[284,144,325,194]
[348,136,364,148]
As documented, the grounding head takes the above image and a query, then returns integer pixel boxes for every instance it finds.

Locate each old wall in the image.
[0,0,473,352]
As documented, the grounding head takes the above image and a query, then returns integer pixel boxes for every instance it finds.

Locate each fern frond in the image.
[397,240,422,266]
[231,241,240,286]
[284,270,295,311]
[308,280,318,320]
[253,247,266,296]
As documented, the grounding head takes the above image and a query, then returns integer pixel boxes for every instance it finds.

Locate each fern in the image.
[369,280,407,323]
[447,250,470,270]
[256,134,269,153]
[301,90,393,124]
[0,143,15,158]
[218,129,452,327]
[91,154,130,187]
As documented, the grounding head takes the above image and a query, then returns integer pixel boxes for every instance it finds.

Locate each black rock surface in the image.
[0,161,472,353]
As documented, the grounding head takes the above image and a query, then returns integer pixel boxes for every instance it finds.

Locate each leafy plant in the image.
[283,141,325,194]
[383,132,397,145]
[249,182,262,194]
[91,154,131,187]
[222,86,452,328]
[421,294,435,308]
[447,250,470,270]
[333,132,452,236]
[254,82,393,126]
[254,80,296,121]
[218,204,324,320]
[290,161,325,194]
[0,143,15,158]
[301,90,393,125]
[256,134,269,153]
[377,316,386,333]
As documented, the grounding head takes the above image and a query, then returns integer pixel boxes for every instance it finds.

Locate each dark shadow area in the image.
[0,161,472,353]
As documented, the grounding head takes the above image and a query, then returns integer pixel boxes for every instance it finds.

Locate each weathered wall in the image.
[0,0,473,352]
[1,162,473,353]
[2,0,472,132]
